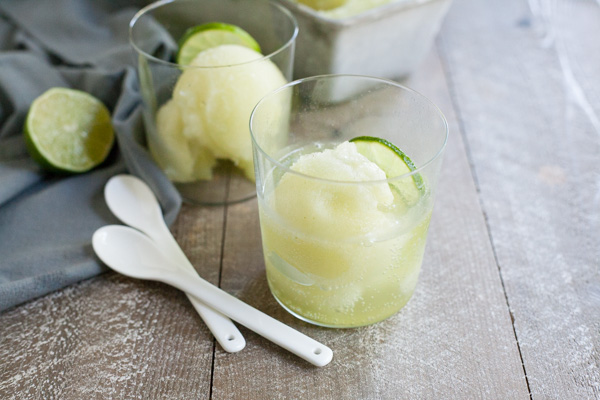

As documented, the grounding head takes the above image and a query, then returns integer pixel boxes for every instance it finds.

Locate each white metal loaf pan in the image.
[278,0,452,79]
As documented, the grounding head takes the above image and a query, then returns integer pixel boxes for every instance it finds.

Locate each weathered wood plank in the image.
[0,204,226,399]
[210,47,529,399]
[0,275,214,399]
[438,0,600,398]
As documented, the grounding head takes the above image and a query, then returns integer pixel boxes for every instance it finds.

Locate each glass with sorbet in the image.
[250,75,448,327]
[129,0,297,204]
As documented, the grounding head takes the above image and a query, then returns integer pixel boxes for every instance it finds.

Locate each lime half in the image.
[350,136,424,205]
[176,22,261,65]
[24,87,115,174]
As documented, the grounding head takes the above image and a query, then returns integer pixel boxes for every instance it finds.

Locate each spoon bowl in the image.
[93,225,168,280]
[104,175,164,235]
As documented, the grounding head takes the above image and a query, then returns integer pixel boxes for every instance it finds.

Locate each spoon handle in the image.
[161,268,333,367]
[152,227,246,353]
[189,300,245,352]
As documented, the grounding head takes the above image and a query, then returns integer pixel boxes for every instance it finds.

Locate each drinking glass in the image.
[250,75,448,327]
[129,0,297,204]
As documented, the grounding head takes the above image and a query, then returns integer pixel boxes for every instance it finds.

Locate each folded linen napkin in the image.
[0,0,181,311]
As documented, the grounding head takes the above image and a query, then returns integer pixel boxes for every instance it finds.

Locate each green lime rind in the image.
[350,136,424,205]
[176,22,261,65]
[24,87,115,174]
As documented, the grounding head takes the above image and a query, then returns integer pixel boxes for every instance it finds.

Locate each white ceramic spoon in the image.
[103,174,245,353]
[92,225,333,367]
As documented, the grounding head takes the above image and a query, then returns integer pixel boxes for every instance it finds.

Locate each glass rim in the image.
[250,74,449,186]
[128,0,299,69]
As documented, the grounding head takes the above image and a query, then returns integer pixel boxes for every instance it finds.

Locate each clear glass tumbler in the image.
[129,0,297,204]
[250,75,448,327]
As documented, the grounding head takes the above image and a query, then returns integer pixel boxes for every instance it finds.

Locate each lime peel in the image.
[349,136,424,205]
[176,22,261,65]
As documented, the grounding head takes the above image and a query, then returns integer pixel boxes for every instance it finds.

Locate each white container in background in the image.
[278,0,452,79]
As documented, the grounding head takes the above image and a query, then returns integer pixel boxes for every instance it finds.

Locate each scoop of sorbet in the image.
[272,141,396,240]
[151,44,287,182]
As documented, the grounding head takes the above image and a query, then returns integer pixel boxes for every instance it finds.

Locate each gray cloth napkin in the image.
[0,0,181,311]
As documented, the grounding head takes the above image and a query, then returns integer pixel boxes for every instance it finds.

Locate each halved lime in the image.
[24,87,115,174]
[176,22,261,65]
[350,136,424,205]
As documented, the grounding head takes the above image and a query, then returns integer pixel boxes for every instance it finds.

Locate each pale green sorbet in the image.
[295,0,395,19]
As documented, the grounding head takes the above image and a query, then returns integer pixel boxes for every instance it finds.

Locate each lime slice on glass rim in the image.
[176,22,262,65]
[350,136,424,205]
[24,87,115,174]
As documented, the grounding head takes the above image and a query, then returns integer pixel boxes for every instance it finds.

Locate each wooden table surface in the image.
[1,0,599,398]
